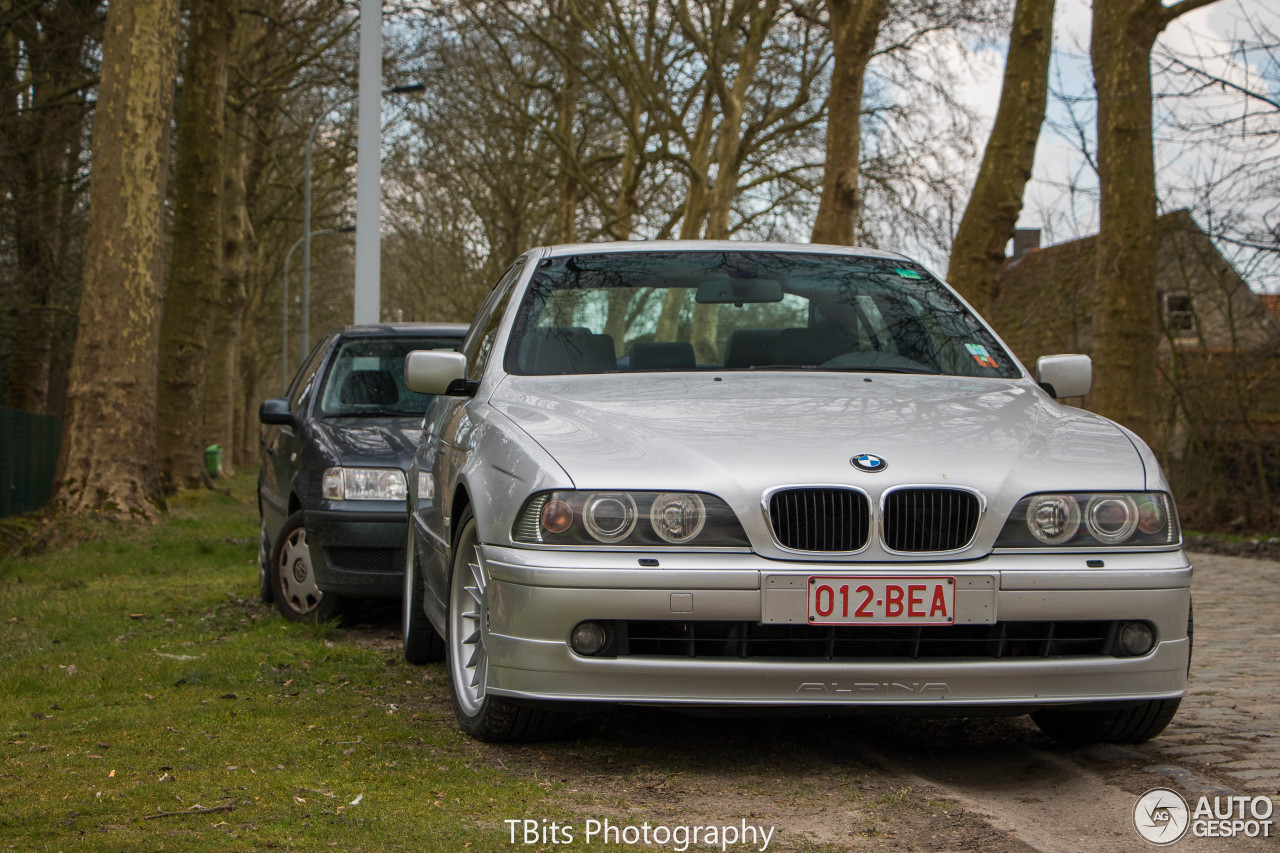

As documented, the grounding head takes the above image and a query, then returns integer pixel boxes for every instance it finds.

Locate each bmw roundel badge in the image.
[851,453,887,473]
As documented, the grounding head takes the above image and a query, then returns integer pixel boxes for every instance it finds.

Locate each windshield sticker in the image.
[895,268,922,280]
[965,343,999,368]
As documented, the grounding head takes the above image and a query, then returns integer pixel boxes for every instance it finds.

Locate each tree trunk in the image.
[677,88,718,241]
[156,0,234,491]
[553,1,584,243]
[947,0,1053,316]
[207,95,255,477]
[704,0,779,240]
[1,0,100,416]
[55,0,180,520]
[810,0,889,246]
[610,104,645,240]
[1089,0,1218,447]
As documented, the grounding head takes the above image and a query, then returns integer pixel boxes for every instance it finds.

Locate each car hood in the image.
[490,373,1147,542]
[309,416,424,469]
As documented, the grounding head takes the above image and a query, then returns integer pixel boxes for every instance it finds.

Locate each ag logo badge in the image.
[1133,788,1190,845]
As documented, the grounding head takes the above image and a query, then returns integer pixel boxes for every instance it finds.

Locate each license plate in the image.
[807,576,955,625]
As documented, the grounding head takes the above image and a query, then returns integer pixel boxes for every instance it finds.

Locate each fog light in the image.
[1118,621,1155,656]
[570,621,608,656]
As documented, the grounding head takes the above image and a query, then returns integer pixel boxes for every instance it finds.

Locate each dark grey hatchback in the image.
[257,323,467,621]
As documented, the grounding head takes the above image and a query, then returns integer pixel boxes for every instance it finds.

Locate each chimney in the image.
[1013,228,1041,259]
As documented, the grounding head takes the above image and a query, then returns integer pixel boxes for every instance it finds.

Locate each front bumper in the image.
[478,545,1192,708]
[306,503,406,598]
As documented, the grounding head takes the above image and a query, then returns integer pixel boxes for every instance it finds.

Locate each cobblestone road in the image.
[1144,551,1280,797]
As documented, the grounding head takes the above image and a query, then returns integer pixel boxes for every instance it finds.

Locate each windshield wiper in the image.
[722,365,935,375]
[325,409,420,419]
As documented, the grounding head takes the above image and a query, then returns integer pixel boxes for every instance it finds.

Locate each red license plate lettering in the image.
[807,576,955,625]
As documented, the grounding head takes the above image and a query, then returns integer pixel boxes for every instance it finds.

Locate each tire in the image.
[1033,602,1192,746]
[1031,697,1182,745]
[446,508,566,742]
[403,518,444,664]
[257,512,274,604]
[270,510,345,623]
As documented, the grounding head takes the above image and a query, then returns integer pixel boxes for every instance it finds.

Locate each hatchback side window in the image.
[288,340,329,413]
[464,258,526,381]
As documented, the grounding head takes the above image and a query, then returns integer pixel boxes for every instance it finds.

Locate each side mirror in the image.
[405,350,473,396]
[1036,354,1092,399]
[259,397,294,426]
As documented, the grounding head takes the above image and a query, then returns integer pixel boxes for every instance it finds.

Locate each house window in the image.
[1163,293,1195,334]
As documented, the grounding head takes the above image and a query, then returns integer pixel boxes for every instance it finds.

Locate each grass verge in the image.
[0,474,559,851]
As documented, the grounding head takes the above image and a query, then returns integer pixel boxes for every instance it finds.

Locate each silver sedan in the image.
[402,242,1191,744]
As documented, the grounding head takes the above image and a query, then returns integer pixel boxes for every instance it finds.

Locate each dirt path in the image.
[360,551,1280,851]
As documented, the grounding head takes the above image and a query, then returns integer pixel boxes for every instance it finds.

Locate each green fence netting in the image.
[1,407,62,518]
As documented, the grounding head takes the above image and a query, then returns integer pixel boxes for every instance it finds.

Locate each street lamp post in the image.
[281,225,355,392]
[300,83,426,362]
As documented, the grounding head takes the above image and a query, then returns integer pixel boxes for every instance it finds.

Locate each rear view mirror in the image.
[695,278,784,305]
[1036,354,1092,399]
[405,350,471,396]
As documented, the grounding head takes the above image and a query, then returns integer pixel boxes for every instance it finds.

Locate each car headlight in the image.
[322,467,407,501]
[513,491,748,547]
[996,492,1179,548]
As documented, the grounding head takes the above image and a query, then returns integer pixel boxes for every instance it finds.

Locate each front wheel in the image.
[446,508,566,742]
[403,518,444,664]
[1032,697,1182,745]
[270,510,345,623]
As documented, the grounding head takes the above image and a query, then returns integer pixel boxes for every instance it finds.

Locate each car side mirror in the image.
[405,350,474,397]
[1036,354,1092,399]
[259,397,295,426]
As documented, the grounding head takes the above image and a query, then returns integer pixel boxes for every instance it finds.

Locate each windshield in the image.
[504,251,1020,379]
[317,336,461,417]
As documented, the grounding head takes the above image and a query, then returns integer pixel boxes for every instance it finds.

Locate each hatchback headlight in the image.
[322,467,407,501]
[996,492,1179,548]
[513,491,748,547]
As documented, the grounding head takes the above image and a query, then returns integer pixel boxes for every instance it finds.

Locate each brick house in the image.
[990,209,1280,362]
[988,209,1280,527]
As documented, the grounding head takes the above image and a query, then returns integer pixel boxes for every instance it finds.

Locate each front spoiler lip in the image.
[482,640,1191,708]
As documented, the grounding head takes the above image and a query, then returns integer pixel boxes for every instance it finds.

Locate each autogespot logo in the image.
[851,453,887,473]
[1134,788,1190,845]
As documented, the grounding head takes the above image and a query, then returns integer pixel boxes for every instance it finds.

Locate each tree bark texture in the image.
[553,1,585,243]
[809,0,889,246]
[947,0,1053,317]
[207,83,256,476]
[703,0,780,240]
[1089,0,1218,447]
[55,0,180,519]
[1,0,101,416]
[156,0,235,491]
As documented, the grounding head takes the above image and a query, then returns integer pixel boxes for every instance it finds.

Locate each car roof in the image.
[334,322,468,339]
[536,240,911,263]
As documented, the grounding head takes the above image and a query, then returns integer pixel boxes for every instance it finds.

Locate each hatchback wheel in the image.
[403,520,444,663]
[257,514,274,603]
[270,510,344,623]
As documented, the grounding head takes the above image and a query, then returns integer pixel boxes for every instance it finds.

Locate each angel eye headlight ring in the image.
[582,493,638,543]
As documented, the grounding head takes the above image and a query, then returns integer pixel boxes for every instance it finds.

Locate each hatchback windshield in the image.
[317,336,461,417]
[504,251,1019,378]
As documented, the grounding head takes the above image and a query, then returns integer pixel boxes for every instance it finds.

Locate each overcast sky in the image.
[970,0,1280,293]
[947,0,1274,292]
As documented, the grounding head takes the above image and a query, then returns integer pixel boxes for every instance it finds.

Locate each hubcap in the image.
[278,527,322,614]
[449,534,487,715]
